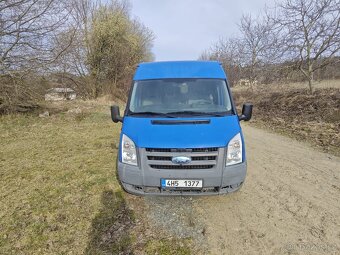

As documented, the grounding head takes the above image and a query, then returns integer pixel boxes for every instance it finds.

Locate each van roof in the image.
[133,61,227,80]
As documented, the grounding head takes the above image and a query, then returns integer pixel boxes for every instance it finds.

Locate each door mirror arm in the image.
[238,103,253,121]
[111,105,123,123]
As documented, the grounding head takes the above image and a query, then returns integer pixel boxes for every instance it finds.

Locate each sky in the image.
[130,0,271,61]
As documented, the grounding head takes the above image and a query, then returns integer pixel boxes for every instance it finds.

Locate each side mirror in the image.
[111,105,123,123]
[239,103,253,121]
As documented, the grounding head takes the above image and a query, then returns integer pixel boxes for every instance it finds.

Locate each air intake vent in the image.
[151,119,210,125]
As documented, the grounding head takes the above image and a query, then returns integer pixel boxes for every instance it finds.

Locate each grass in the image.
[288,79,340,89]
[0,101,192,254]
[85,190,135,255]
[145,239,192,255]
[232,82,340,156]
[232,79,340,92]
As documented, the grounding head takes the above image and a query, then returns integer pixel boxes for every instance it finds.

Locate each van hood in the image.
[121,115,241,148]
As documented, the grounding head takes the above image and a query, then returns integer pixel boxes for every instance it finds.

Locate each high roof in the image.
[133,61,227,80]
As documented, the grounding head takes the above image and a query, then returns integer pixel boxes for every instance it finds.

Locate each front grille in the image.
[145,147,219,170]
[150,165,214,169]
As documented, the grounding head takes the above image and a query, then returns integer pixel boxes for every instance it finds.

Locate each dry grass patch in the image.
[0,101,194,254]
[0,103,122,254]
[233,87,340,156]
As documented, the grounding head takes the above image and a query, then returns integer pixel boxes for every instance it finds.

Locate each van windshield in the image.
[128,79,232,116]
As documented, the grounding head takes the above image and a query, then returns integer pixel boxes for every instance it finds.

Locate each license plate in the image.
[161,179,203,189]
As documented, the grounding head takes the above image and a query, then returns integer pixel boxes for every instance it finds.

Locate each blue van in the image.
[111,61,252,195]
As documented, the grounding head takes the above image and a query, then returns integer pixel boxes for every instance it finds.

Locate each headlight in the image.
[226,133,242,166]
[121,134,137,166]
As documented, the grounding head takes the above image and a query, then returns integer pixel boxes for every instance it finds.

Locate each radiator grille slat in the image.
[146,147,218,153]
[147,156,216,161]
[146,151,218,157]
[150,165,214,170]
[147,160,216,166]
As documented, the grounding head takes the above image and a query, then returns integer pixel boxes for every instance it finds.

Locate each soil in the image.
[131,124,340,254]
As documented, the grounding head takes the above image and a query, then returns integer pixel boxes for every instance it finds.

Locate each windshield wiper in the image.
[129,111,230,117]
[128,111,175,118]
[166,111,228,117]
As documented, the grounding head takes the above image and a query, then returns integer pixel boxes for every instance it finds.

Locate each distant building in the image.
[45,88,76,101]
[236,79,258,87]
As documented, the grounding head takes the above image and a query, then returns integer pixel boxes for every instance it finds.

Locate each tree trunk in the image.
[308,70,314,94]
[308,79,314,94]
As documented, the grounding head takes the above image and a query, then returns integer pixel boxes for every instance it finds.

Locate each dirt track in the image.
[140,124,340,254]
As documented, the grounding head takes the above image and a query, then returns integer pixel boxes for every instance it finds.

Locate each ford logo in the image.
[172,156,191,165]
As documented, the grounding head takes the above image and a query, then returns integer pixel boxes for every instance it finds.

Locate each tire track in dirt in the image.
[194,124,340,254]
[139,124,340,254]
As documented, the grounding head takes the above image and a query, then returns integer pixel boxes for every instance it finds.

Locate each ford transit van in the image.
[111,61,252,195]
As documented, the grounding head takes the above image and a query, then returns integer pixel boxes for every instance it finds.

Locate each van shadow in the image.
[84,190,135,255]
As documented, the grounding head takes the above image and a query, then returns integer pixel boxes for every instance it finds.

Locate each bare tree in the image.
[55,0,154,99]
[238,13,280,89]
[199,38,243,87]
[0,0,155,112]
[276,0,340,92]
[0,0,76,112]
[0,0,75,73]
[49,0,97,98]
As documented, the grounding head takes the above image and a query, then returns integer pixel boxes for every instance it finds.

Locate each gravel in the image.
[144,196,208,249]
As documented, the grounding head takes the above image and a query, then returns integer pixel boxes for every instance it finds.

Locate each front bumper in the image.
[117,160,247,196]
